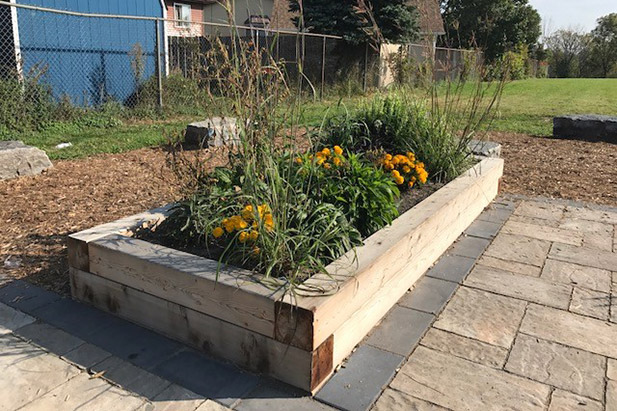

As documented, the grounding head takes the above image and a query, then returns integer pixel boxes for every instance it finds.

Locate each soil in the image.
[1,131,615,295]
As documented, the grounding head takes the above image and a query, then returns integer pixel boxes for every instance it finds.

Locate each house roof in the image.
[408,0,445,35]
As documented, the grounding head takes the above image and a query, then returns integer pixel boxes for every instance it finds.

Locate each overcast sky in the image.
[528,0,616,33]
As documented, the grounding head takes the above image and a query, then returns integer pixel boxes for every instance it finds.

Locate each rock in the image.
[468,140,502,158]
[554,114,617,143]
[184,117,240,148]
[0,141,52,180]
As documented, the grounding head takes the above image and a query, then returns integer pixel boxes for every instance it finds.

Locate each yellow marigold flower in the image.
[391,170,401,178]
[333,145,343,155]
[241,205,254,220]
[252,247,261,256]
[238,231,249,243]
[324,162,331,169]
[402,166,411,173]
[212,227,224,238]
[409,181,415,188]
[321,148,331,156]
[385,154,393,161]
[295,157,303,164]
[317,157,326,165]
[407,152,415,159]
[249,230,259,241]
[233,216,248,230]
[333,157,341,166]
[222,218,235,233]
[395,176,405,185]
[264,214,274,230]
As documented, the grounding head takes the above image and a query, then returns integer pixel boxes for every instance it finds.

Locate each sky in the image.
[528,0,616,33]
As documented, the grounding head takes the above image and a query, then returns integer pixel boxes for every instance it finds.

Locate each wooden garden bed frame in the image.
[68,157,503,393]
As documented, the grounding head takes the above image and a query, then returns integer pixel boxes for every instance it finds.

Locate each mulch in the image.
[1,132,616,295]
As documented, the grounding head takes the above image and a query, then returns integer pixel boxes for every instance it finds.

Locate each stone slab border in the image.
[67,157,504,393]
[553,115,617,143]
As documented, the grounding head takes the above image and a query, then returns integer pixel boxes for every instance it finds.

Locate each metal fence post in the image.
[155,19,163,109]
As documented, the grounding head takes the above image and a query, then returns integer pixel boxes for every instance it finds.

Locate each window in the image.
[174,3,191,28]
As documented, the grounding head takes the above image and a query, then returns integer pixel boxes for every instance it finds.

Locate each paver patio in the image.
[1,196,616,410]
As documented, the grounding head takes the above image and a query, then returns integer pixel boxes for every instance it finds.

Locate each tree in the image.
[440,0,541,62]
[589,13,617,77]
[288,0,420,44]
[546,29,590,78]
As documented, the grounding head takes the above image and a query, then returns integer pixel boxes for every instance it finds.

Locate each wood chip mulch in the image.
[1,132,615,294]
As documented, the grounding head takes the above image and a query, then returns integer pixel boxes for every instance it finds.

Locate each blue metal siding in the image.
[16,0,164,105]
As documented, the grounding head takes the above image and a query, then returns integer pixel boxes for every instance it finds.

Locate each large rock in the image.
[554,114,617,143]
[184,117,240,148]
[0,141,52,180]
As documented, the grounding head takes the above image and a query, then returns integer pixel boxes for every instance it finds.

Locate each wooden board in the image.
[70,267,316,391]
[87,234,282,339]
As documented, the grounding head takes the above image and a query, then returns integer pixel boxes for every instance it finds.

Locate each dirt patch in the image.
[489,132,617,207]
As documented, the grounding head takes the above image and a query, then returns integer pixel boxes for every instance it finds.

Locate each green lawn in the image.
[6,78,617,160]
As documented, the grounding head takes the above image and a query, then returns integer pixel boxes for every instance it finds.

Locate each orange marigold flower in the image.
[249,230,259,241]
[212,227,224,238]
[324,162,331,169]
[333,145,343,155]
[321,148,331,156]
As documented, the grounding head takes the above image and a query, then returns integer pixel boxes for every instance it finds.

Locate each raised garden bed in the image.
[68,157,503,393]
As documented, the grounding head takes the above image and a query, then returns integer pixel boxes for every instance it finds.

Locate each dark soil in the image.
[397,182,445,214]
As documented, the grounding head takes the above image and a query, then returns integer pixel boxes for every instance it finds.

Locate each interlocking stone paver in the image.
[520,304,617,358]
[0,280,61,313]
[0,301,34,334]
[365,305,434,356]
[564,206,617,225]
[509,214,561,228]
[477,255,542,277]
[92,356,172,399]
[514,201,565,221]
[316,345,404,411]
[433,286,527,348]
[570,287,610,320]
[19,371,146,411]
[425,255,477,283]
[236,380,333,411]
[560,218,615,251]
[373,388,448,411]
[448,236,491,259]
[548,390,602,411]
[541,259,611,292]
[608,381,617,411]
[420,328,508,368]
[501,220,583,246]
[608,359,617,380]
[464,265,572,309]
[0,335,80,410]
[550,242,617,272]
[144,384,210,411]
[15,321,84,355]
[152,349,259,407]
[390,346,550,410]
[477,206,514,224]
[505,334,605,400]
[464,219,502,239]
[195,401,231,410]
[484,233,551,267]
[62,343,112,369]
[399,277,459,314]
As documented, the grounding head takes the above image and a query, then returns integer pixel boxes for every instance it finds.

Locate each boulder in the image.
[554,115,617,143]
[185,117,240,148]
[469,140,502,158]
[0,141,52,180]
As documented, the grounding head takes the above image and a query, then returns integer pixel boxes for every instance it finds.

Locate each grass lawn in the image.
[5,78,616,160]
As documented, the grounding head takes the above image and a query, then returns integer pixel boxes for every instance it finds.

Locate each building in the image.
[1,0,166,105]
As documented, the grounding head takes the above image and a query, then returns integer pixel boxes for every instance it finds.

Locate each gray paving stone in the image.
[373,388,449,410]
[520,304,617,358]
[399,277,459,314]
[509,214,562,228]
[514,201,565,221]
[559,218,614,251]
[420,328,508,369]
[92,356,172,399]
[0,280,61,313]
[19,371,147,411]
[433,286,527,348]
[548,390,602,411]
[501,219,583,246]
[0,301,34,334]
[447,236,491,259]
[550,242,617,272]
[609,359,617,380]
[541,259,612,292]
[15,321,84,355]
[86,320,182,371]
[236,380,333,411]
[315,345,404,411]
[505,334,605,400]
[484,233,551,267]
[390,346,550,410]
[365,305,434,356]
[608,381,617,411]
[425,255,477,284]
[477,255,542,277]
[152,349,259,408]
[464,219,503,239]
[564,206,617,224]
[477,206,514,224]
[144,384,215,411]
[63,343,112,369]
[570,287,610,320]
[464,265,572,309]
